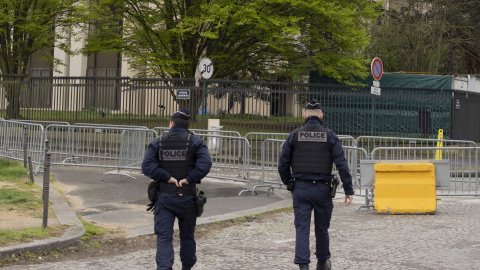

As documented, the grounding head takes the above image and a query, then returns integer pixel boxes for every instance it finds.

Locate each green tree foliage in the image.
[0,0,76,75]
[366,0,480,74]
[447,0,480,74]
[83,0,382,83]
[0,0,76,118]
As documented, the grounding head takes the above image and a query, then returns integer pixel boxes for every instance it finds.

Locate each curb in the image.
[125,193,294,237]
[0,174,85,260]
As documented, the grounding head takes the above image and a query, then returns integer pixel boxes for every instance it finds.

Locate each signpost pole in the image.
[198,57,214,130]
[202,80,206,130]
[371,96,375,136]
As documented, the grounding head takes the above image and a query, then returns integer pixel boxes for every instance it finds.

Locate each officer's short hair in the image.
[172,118,189,128]
[305,109,322,118]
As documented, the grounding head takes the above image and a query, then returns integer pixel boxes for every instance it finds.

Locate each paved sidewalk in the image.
[4,196,480,269]
[2,166,480,269]
[0,165,291,260]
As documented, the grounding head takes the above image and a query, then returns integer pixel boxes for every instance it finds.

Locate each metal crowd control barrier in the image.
[75,122,151,179]
[252,138,285,195]
[250,135,367,195]
[74,123,150,181]
[192,133,251,195]
[45,124,156,179]
[11,120,70,128]
[74,123,149,129]
[102,128,157,180]
[357,146,480,210]
[0,119,45,173]
[3,119,480,199]
[355,136,479,208]
[153,127,242,138]
[153,126,244,171]
[336,136,359,186]
[244,132,290,187]
[356,136,477,156]
[370,146,479,196]
[342,146,369,191]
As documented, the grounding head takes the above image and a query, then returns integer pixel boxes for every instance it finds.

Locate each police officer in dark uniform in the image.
[278,99,354,270]
[142,108,212,270]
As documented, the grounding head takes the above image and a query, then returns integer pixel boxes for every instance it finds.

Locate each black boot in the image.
[299,263,309,270]
[182,267,191,270]
[317,259,331,270]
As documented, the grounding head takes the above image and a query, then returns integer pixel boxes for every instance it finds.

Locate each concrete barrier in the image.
[374,162,436,214]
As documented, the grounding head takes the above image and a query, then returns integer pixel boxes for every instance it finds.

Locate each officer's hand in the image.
[345,195,353,206]
[168,177,179,187]
[146,202,155,212]
[178,179,188,187]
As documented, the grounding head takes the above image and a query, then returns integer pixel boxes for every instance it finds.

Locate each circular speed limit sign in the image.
[199,58,214,79]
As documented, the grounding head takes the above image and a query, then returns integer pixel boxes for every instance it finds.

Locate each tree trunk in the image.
[449,0,458,75]
[3,77,23,119]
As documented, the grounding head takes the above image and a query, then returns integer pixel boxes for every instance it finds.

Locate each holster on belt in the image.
[330,175,339,198]
[286,179,295,191]
[146,181,159,212]
[195,190,207,217]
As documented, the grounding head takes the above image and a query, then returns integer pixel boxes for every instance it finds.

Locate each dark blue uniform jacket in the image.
[278,117,354,195]
[142,126,212,184]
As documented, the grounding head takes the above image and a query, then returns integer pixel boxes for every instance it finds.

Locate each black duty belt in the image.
[294,179,329,185]
[158,182,196,196]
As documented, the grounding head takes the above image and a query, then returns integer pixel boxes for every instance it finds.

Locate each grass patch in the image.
[77,216,105,241]
[0,158,43,211]
[0,158,29,183]
[0,188,42,210]
[0,157,63,247]
[0,226,64,246]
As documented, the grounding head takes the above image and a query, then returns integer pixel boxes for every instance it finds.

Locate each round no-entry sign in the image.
[371,57,383,81]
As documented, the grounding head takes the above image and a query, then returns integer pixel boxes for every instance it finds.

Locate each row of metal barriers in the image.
[1,119,479,203]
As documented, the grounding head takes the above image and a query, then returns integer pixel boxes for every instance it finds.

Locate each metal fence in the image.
[1,118,479,200]
[1,75,457,138]
[251,137,368,196]
[356,136,478,157]
[369,146,479,196]
[0,119,45,173]
[44,124,157,179]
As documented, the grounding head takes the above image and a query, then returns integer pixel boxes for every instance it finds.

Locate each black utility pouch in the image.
[330,176,339,198]
[286,179,295,191]
[146,181,159,212]
[196,190,207,217]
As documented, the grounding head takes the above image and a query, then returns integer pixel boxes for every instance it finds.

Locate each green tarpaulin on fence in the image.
[310,71,453,89]
[360,73,453,89]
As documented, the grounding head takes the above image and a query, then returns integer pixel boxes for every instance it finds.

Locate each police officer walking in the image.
[278,99,354,270]
[142,108,212,270]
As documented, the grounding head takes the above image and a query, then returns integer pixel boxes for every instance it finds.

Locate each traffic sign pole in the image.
[199,58,214,130]
[202,80,206,129]
[370,57,383,136]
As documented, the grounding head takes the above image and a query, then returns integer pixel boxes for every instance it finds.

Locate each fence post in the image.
[42,140,51,228]
[28,157,34,184]
[476,147,479,194]
[23,126,28,168]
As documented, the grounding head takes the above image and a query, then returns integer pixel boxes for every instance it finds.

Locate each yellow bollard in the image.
[435,129,443,160]
[374,162,436,214]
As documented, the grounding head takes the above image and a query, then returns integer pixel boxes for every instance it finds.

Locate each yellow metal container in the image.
[374,163,436,214]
